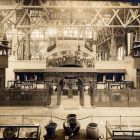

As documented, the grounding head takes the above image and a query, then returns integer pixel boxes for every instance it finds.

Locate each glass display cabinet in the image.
[0,124,41,140]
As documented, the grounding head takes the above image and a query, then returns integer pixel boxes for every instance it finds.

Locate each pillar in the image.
[24,33,31,60]
[127,32,133,56]
[110,29,117,60]
[93,44,96,59]
[90,75,95,106]
[103,75,106,83]
[24,74,27,81]
[46,84,51,106]
[122,75,125,81]
[68,80,73,98]
[68,88,73,98]
[57,77,61,105]
[99,52,102,60]
[48,86,52,105]
[0,69,5,88]
[12,25,18,58]
[0,15,4,40]
[79,78,84,106]
[113,75,116,82]
[0,16,5,89]
[105,52,107,61]
[23,12,31,60]
[121,33,126,59]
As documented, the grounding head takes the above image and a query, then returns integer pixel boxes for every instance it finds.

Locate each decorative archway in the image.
[56,76,84,106]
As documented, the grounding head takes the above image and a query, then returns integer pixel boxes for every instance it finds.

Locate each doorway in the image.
[59,76,84,109]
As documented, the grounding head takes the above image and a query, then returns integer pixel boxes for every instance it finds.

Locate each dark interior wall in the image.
[137,69,140,89]
[0,68,5,88]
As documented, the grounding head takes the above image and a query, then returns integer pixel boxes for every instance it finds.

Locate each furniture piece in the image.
[0,124,41,140]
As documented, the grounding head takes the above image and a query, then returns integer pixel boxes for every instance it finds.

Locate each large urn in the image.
[63,114,80,137]
[44,121,57,138]
[86,123,103,139]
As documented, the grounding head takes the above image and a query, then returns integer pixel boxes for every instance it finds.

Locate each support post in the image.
[109,89,112,107]
[127,87,130,107]
[12,25,18,58]
[90,75,95,106]
[46,81,51,106]
[90,81,93,106]
[79,77,84,106]
[57,77,61,106]
[110,29,117,60]
[68,80,73,98]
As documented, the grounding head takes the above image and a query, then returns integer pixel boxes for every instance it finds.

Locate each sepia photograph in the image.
[0,0,140,139]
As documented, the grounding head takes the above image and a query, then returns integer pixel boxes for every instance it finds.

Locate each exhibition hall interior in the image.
[0,0,140,139]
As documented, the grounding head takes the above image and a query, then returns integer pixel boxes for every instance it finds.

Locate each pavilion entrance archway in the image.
[58,76,83,108]
[45,71,96,107]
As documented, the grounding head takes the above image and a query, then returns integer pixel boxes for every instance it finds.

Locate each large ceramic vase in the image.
[86,123,101,140]
[63,114,80,137]
[45,121,57,138]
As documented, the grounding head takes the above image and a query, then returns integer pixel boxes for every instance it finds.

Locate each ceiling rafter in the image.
[0,3,20,26]
[107,9,119,25]
[127,9,140,25]
[97,27,124,49]
[0,1,140,29]
[15,13,44,51]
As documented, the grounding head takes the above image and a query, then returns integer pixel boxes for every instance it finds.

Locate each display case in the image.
[0,124,41,140]
[131,41,140,57]
[106,121,140,140]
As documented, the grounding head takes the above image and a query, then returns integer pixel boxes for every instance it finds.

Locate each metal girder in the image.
[16,25,140,28]
[15,9,140,28]
[14,13,44,49]
[0,3,20,27]
[0,1,139,28]
[96,27,125,49]
[0,5,140,10]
